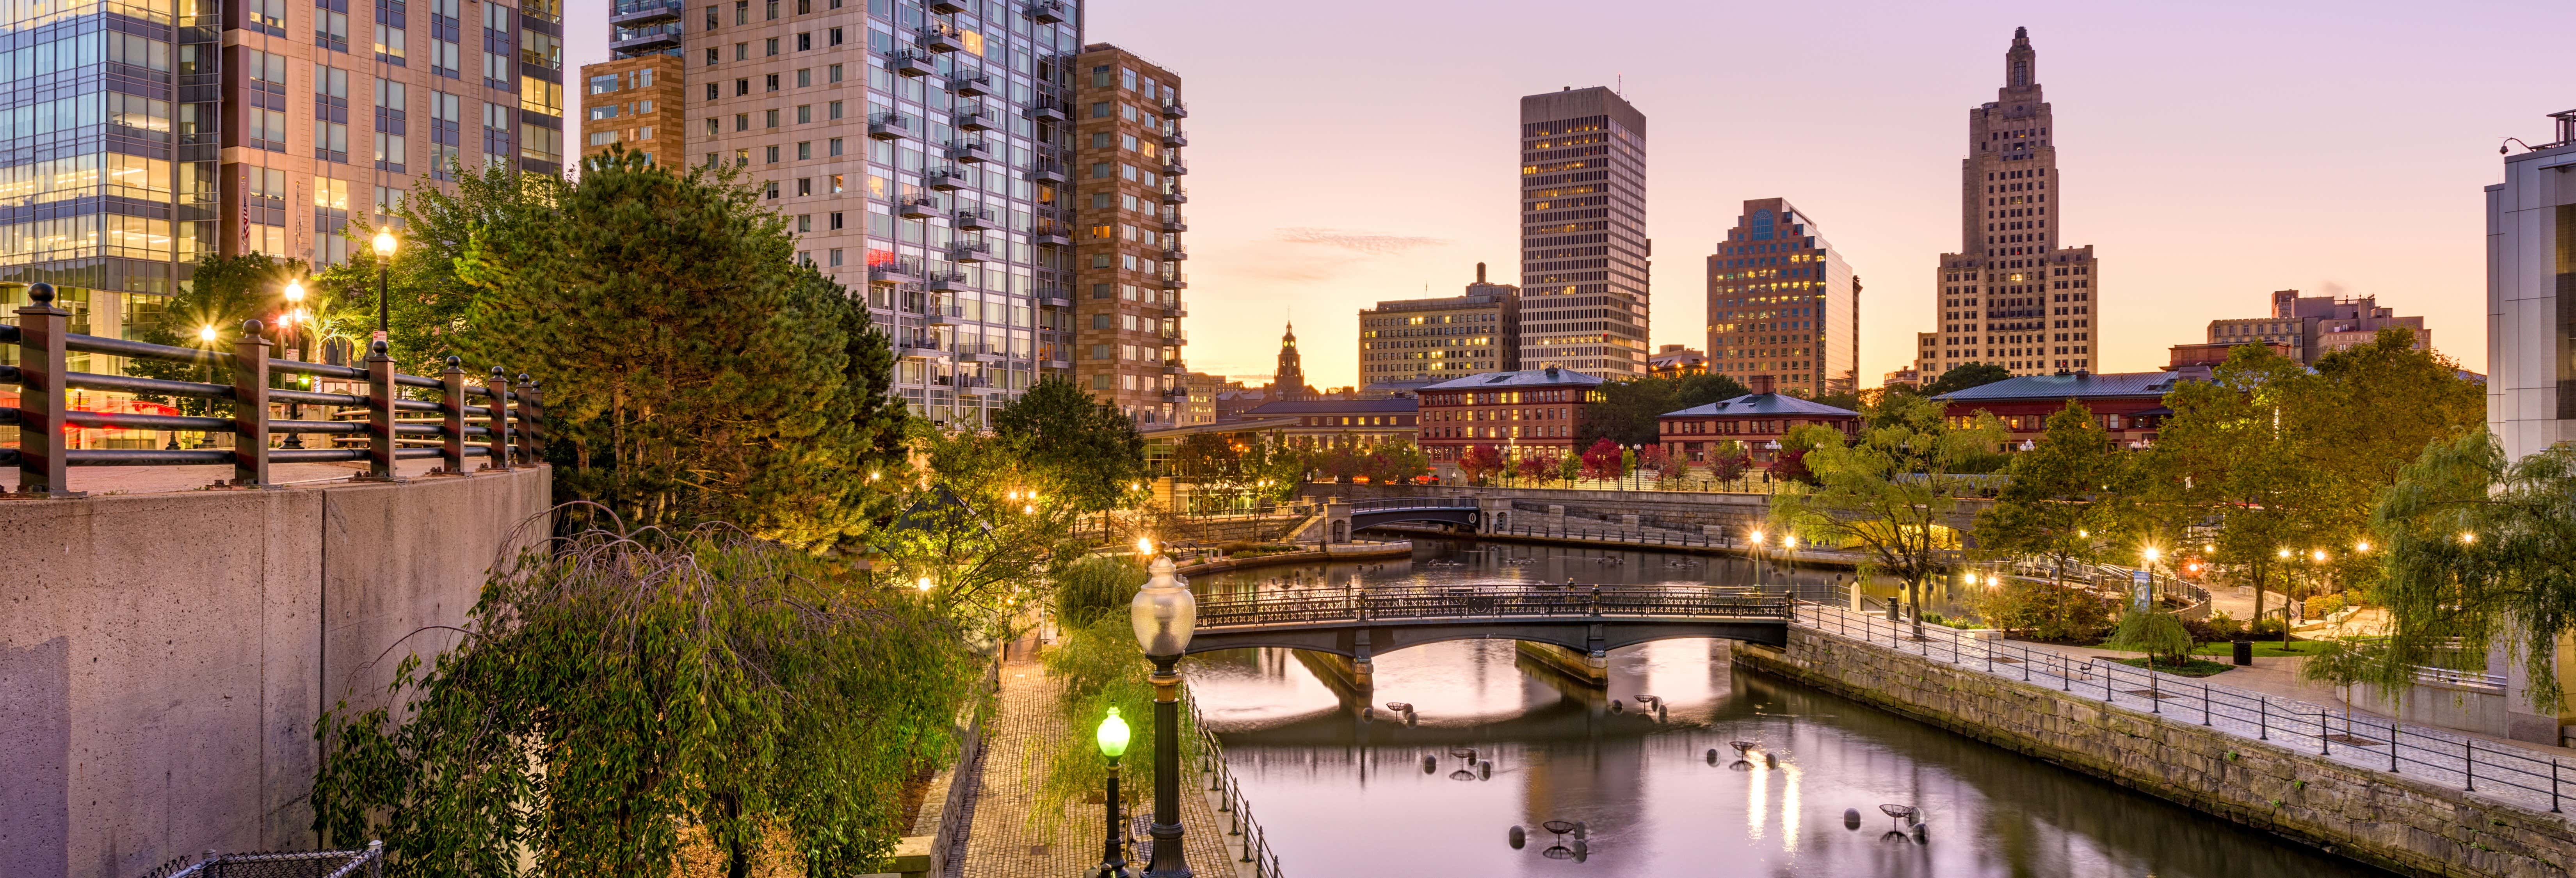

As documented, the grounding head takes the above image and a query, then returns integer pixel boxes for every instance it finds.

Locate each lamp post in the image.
[1748,529,1768,590]
[1127,538,1195,878]
[1096,708,1136,878]
[370,228,397,345]
[280,279,308,449]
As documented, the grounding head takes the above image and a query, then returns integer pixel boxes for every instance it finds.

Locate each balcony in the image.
[1162,247,1188,262]
[1160,215,1187,233]
[949,71,992,97]
[609,21,682,53]
[1045,358,1071,371]
[898,339,947,359]
[927,0,965,12]
[1161,386,1190,400]
[918,23,964,53]
[1026,100,1068,123]
[1160,185,1187,204]
[954,107,993,132]
[947,240,991,263]
[923,165,966,191]
[1038,287,1073,308]
[1032,222,1071,248]
[1162,159,1189,176]
[1161,100,1188,119]
[608,0,681,27]
[1025,0,1067,23]
[954,206,995,231]
[1161,300,1188,318]
[1157,273,1186,290]
[959,344,1004,363]
[869,112,913,140]
[957,376,997,395]
[1028,160,1068,185]
[890,51,937,78]
[897,194,938,219]
[927,274,967,295]
[946,140,991,164]
[1161,128,1188,148]
[869,258,924,285]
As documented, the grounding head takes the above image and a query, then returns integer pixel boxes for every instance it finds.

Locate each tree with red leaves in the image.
[1579,437,1625,482]
[1459,443,1507,485]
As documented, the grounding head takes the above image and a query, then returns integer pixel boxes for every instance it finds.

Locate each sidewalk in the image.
[957,659,1242,878]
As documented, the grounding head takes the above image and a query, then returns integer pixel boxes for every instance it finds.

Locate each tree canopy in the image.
[1975,400,2144,582]
[2368,434,2576,712]
[1575,373,1751,446]
[1772,393,2007,636]
[991,377,1146,512]
[1920,362,2015,398]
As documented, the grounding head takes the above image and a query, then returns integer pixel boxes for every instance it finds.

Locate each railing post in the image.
[437,357,468,475]
[358,339,402,482]
[516,374,541,464]
[11,282,81,498]
[224,319,274,488]
[481,367,512,471]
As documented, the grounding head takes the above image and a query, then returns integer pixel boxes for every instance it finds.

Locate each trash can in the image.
[2231,639,2254,666]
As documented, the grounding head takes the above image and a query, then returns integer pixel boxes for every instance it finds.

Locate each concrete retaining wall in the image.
[1734,628,2576,878]
[0,467,553,878]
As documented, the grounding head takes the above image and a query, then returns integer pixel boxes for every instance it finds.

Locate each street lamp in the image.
[1095,708,1136,878]
[1126,540,1195,878]
[1747,529,1767,590]
[370,227,397,346]
[280,279,310,448]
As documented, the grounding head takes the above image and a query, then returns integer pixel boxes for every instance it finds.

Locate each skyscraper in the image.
[0,0,565,306]
[1518,86,1647,378]
[1921,27,2103,379]
[584,0,1088,430]
[1357,263,1519,386]
[1070,43,1188,426]
[1703,198,1858,395]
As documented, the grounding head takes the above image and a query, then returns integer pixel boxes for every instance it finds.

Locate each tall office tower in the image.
[1517,86,1647,378]
[1357,262,1519,386]
[1271,322,1306,402]
[1703,199,1857,395]
[1069,43,1186,425]
[583,0,1084,429]
[1921,27,2103,379]
[2488,109,2576,466]
[0,0,565,307]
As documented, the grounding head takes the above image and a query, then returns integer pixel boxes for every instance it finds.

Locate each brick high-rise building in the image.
[1518,86,1647,379]
[0,0,566,303]
[1703,198,1858,395]
[1357,262,1519,386]
[584,0,1088,430]
[1069,42,1187,425]
[1921,27,2104,379]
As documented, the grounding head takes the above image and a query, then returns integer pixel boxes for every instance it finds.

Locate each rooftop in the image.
[1934,370,2185,403]
[1422,368,1605,391]
[1662,393,1861,419]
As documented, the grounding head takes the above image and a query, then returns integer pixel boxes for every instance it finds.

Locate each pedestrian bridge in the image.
[1183,582,1792,670]
[1316,497,1484,542]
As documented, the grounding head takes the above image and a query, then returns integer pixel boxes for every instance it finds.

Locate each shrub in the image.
[2305,593,2348,619]
[2250,616,2289,640]
[2103,603,2196,668]
[1970,578,2113,642]
[1053,554,1146,628]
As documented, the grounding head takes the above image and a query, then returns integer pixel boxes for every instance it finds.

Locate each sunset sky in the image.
[564,0,2576,390]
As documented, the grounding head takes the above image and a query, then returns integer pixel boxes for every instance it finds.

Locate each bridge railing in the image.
[1196,583,1789,629]
[1791,601,2571,815]
[1345,496,1477,512]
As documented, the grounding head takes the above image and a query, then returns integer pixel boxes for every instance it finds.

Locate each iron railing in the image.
[1792,601,2570,814]
[138,841,383,878]
[3,283,541,496]
[1196,582,1789,629]
[1182,691,1284,878]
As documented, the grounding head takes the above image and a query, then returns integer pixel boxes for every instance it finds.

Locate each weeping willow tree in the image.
[1027,555,1198,841]
[311,522,984,878]
[2368,433,2576,712]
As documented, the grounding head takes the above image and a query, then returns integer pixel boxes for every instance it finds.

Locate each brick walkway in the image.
[959,660,1240,878]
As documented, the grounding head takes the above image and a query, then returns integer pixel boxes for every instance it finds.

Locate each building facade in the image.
[585,0,1089,430]
[1416,366,1604,471]
[1658,377,1861,465]
[1357,263,1518,385]
[1069,42,1186,424]
[581,54,683,165]
[1932,370,2180,450]
[1236,397,1418,451]
[1922,27,2105,378]
[0,0,565,307]
[2489,110,2576,465]
[1518,86,1647,378]
[1646,344,1705,377]
[2205,289,2430,365]
[1704,198,1857,395]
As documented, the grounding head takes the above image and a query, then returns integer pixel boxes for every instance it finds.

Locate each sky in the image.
[562,0,2576,391]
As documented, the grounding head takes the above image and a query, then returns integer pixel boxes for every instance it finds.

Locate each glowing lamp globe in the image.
[1129,553,1195,659]
[1096,707,1131,760]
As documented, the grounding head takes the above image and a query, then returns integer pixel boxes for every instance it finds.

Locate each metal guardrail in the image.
[1183,691,1284,878]
[3,283,541,496]
[1344,496,1475,513]
[1195,582,1789,629]
[2412,665,2509,692]
[138,841,383,878]
[1792,602,2569,814]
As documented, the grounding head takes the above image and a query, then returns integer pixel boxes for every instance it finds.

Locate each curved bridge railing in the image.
[1195,583,1791,630]
[1344,497,1477,513]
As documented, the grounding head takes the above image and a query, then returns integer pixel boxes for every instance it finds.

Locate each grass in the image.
[2189,639,2327,658]
[2110,656,2237,677]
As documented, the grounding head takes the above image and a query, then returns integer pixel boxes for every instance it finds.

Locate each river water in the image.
[1180,538,2389,878]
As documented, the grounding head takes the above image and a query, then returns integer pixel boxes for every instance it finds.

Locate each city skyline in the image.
[555,0,2576,391]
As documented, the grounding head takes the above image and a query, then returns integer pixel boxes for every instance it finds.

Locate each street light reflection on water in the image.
[1180,539,2394,878]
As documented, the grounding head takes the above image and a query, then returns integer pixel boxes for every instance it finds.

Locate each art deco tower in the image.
[1920,27,2103,379]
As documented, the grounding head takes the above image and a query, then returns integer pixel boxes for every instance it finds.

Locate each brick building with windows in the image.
[1417,366,1604,475]
[1657,376,1859,465]
[1931,370,2182,450]
[1070,42,1188,425]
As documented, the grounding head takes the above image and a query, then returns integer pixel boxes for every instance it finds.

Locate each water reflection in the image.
[1182,539,2390,878]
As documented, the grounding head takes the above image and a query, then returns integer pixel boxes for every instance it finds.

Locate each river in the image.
[1179,537,2390,878]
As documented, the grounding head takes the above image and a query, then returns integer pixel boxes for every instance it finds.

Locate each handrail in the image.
[1195,581,1788,630]
[4,283,543,495]
[1181,690,1286,877]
